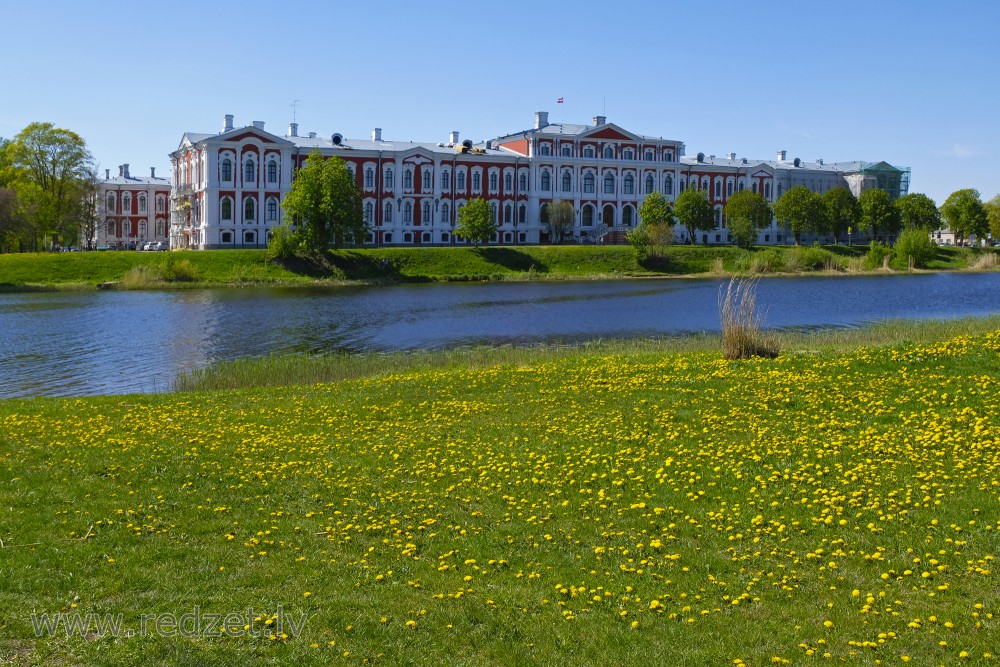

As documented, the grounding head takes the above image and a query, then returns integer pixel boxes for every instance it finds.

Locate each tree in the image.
[724,190,772,249]
[986,194,1000,243]
[281,150,366,251]
[0,187,27,253]
[858,188,899,242]
[77,167,101,250]
[674,188,714,244]
[940,188,988,245]
[773,185,825,245]
[894,192,940,230]
[544,200,575,244]
[822,188,859,244]
[454,197,496,246]
[6,122,94,249]
[637,191,675,247]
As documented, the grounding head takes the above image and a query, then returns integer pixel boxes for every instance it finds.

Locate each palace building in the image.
[96,164,171,248]
[169,112,909,250]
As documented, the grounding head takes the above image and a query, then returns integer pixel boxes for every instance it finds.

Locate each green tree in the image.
[674,188,714,244]
[894,192,941,230]
[281,150,366,251]
[893,226,938,268]
[939,188,988,245]
[822,187,859,244]
[773,185,824,245]
[637,191,675,248]
[454,197,496,246]
[986,194,1000,243]
[0,187,27,253]
[545,200,575,244]
[724,190,772,249]
[858,188,899,242]
[5,123,94,249]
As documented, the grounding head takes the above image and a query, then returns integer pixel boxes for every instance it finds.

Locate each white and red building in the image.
[169,112,908,249]
[95,164,171,248]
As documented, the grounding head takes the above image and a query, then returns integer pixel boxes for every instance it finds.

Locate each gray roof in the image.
[101,176,170,186]
[680,155,869,173]
[287,136,508,156]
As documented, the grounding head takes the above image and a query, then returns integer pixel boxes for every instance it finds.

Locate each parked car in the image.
[152,241,168,251]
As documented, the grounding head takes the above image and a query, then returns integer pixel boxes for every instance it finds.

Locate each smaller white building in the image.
[95,164,171,248]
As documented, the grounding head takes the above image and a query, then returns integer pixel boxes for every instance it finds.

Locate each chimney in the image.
[308,131,317,139]
[534,111,549,129]
[123,164,130,178]
[288,122,299,137]
[223,114,234,132]
[251,121,265,130]
[118,165,124,177]
[449,131,460,145]
[777,149,787,161]
[150,167,156,178]
[593,115,606,126]
[709,155,716,161]
[727,152,736,160]
[105,168,110,180]
[817,158,824,165]
[372,128,382,141]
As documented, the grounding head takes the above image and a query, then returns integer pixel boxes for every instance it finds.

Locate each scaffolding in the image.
[858,162,911,200]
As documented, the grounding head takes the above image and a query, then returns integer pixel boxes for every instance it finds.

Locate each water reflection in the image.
[1,272,999,398]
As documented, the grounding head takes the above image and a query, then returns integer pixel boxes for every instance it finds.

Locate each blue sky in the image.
[2,0,997,204]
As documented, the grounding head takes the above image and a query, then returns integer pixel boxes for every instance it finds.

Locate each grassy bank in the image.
[0,244,992,291]
[2,322,998,666]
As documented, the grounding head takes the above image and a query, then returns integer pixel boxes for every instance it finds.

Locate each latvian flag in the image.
[556,97,564,104]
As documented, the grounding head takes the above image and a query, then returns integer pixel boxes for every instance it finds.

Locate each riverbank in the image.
[0,244,992,291]
[2,319,997,666]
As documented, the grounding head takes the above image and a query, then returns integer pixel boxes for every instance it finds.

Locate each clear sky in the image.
[2,0,997,204]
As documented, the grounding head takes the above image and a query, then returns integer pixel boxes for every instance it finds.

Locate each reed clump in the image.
[718,277,779,360]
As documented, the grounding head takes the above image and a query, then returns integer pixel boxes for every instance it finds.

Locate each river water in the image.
[2,272,999,398]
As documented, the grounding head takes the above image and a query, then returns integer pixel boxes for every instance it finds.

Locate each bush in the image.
[718,277,779,360]
[862,241,892,270]
[267,226,299,261]
[736,248,783,274]
[785,243,833,272]
[893,227,937,269]
[162,256,199,282]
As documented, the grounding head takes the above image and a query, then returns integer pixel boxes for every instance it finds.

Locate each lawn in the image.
[1,327,998,665]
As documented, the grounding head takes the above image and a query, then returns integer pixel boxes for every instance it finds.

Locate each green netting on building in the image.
[859,162,911,200]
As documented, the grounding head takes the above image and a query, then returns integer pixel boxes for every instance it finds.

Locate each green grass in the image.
[2,319,999,666]
[1,244,994,291]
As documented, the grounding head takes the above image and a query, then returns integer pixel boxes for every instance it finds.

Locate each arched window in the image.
[715,181,722,198]
[422,201,431,222]
[645,175,654,194]
[422,169,431,191]
[221,158,232,182]
[441,202,449,223]
[156,196,165,213]
[139,220,147,238]
[518,204,526,223]
[623,174,634,195]
[472,172,481,190]
[504,173,513,191]
[623,206,634,226]
[540,171,551,191]
[457,172,466,189]
[562,171,572,192]
[582,205,594,226]
[364,202,373,223]
[385,168,394,189]
[752,181,759,194]
[267,198,278,221]
[106,194,115,212]
[490,172,498,191]
[539,144,550,156]
[623,149,634,160]
[384,201,393,223]
[583,147,595,158]
[404,201,412,223]
[220,197,232,221]
[403,169,413,190]
[727,181,734,197]
[123,221,132,236]
[244,160,255,184]
[441,171,450,190]
[155,220,165,237]
[504,203,512,224]
[122,194,131,213]
[364,168,373,189]
[519,173,527,191]
[739,181,745,192]
[665,174,674,195]
[267,160,278,183]
[764,183,772,199]
[583,173,595,193]
[138,194,147,212]
[604,146,614,159]
[244,197,255,222]
[106,220,115,236]
[604,173,615,194]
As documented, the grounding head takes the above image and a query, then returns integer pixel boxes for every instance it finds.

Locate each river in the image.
[1,272,999,398]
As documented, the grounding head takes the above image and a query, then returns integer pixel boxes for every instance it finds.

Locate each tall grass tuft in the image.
[718,277,779,360]
[967,252,998,271]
